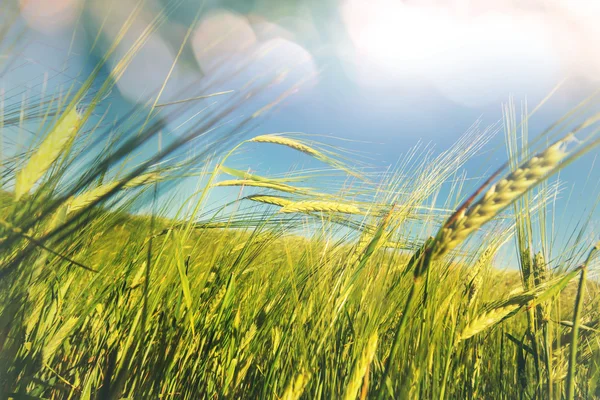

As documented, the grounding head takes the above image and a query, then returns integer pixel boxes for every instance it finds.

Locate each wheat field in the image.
[1,1,600,399]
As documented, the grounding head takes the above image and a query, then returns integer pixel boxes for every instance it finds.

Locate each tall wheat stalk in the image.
[566,242,600,400]
[376,130,590,399]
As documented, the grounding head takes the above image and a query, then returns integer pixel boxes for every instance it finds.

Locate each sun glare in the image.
[342,0,459,75]
[341,0,561,107]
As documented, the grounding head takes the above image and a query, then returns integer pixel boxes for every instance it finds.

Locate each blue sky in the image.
[3,0,599,265]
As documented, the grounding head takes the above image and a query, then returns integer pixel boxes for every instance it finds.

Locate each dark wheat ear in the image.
[431,133,575,261]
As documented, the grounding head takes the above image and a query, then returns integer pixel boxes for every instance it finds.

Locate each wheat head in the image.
[532,251,548,286]
[459,302,521,341]
[15,107,82,200]
[281,370,311,400]
[459,268,579,341]
[280,200,361,215]
[532,251,550,325]
[213,179,301,194]
[465,247,496,307]
[250,135,322,158]
[433,135,573,259]
[67,172,160,213]
[249,134,364,181]
[343,331,378,400]
[247,195,294,208]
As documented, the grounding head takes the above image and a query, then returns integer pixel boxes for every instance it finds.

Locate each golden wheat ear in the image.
[406,132,582,280]
[459,268,582,341]
[246,195,294,208]
[249,134,366,181]
[15,106,83,200]
[66,172,161,213]
[213,179,304,194]
[343,331,378,400]
[279,200,362,215]
[280,370,311,400]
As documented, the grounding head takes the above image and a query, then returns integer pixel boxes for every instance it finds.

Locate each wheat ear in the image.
[15,107,82,200]
[250,134,364,180]
[213,179,303,194]
[250,135,323,157]
[433,134,573,260]
[246,195,294,208]
[343,331,378,400]
[465,247,496,307]
[67,172,160,213]
[532,251,550,325]
[459,268,583,341]
[281,370,311,400]
[460,303,522,341]
[280,200,361,215]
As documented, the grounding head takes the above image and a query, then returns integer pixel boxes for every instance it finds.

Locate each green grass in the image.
[2,2,600,398]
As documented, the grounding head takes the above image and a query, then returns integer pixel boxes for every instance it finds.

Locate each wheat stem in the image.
[566,242,599,400]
